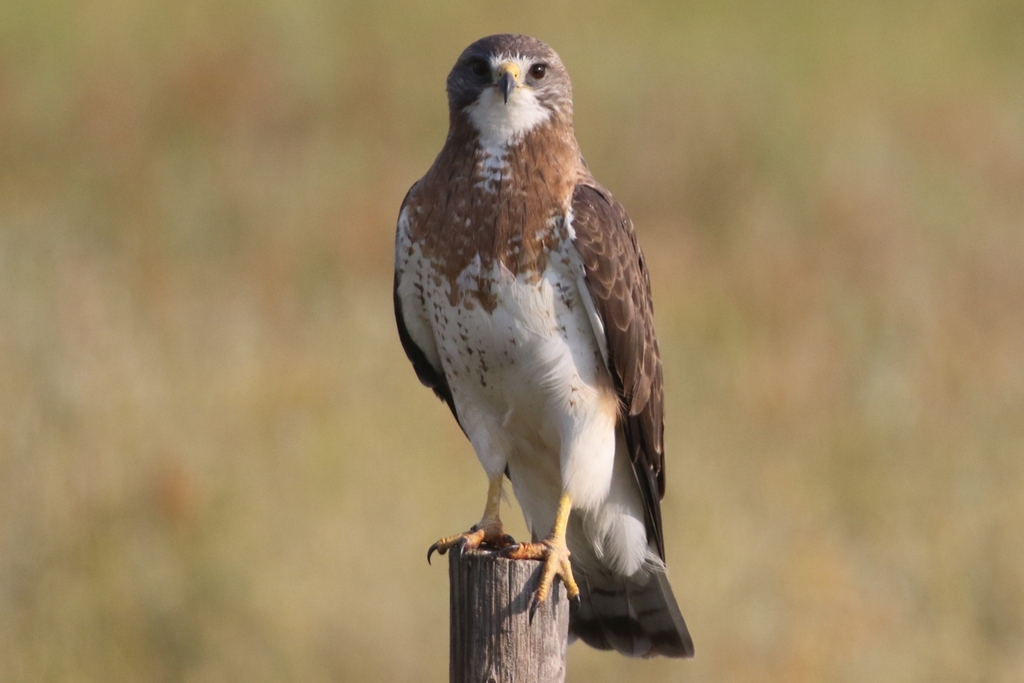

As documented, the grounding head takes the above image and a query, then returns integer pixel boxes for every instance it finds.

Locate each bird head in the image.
[446,34,574,148]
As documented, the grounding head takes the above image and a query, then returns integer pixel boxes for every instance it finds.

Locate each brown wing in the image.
[571,182,668,558]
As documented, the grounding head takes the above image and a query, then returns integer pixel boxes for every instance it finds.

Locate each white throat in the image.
[466,87,551,151]
[465,55,552,153]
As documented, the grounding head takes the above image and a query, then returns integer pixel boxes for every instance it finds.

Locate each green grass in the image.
[1,1,1023,681]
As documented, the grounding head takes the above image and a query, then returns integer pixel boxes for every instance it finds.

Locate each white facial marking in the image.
[466,54,552,152]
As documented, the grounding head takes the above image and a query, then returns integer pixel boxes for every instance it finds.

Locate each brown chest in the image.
[403,123,581,310]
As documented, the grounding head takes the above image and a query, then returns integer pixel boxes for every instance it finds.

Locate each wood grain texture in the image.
[449,549,569,683]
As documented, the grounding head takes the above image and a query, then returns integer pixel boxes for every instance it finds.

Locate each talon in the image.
[428,476,511,563]
[504,538,580,608]
[427,519,511,564]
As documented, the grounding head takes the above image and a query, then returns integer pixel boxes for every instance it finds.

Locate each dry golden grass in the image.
[2,1,1023,681]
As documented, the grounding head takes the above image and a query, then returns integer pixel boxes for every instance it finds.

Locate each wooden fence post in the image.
[448,548,570,683]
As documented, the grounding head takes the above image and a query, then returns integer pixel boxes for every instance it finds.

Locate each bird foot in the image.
[427,520,515,564]
[503,538,581,615]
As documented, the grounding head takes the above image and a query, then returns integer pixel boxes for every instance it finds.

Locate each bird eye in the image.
[469,59,490,78]
[529,63,547,79]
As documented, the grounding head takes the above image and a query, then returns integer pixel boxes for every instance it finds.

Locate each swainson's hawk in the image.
[394,34,694,658]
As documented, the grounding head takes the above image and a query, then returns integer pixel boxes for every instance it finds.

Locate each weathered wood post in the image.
[448,548,570,683]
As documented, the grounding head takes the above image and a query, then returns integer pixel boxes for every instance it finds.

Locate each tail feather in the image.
[569,577,614,651]
[569,568,694,658]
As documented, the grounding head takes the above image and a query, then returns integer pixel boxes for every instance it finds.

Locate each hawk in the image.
[394,34,694,658]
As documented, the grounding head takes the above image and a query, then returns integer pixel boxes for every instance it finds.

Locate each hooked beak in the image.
[496,61,520,104]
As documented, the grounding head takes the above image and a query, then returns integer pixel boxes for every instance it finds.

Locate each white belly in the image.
[432,252,619,524]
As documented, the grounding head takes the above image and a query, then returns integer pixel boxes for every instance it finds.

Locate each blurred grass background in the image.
[1,0,1023,681]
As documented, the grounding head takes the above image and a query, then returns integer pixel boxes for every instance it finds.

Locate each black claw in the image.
[499,543,520,558]
[500,534,516,547]
[427,542,447,565]
[528,595,540,623]
[569,593,581,611]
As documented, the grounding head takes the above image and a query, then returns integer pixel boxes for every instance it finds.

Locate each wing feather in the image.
[570,182,667,558]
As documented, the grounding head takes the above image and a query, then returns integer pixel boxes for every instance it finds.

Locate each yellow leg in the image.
[480,472,503,523]
[503,492,580,607]
[428,473,514,563]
